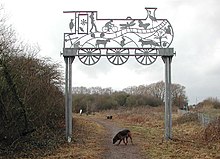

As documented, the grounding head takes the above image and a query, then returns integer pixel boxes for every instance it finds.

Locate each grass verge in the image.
[43,115,106,159]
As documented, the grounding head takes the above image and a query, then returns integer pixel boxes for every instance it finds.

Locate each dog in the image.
[113,129,133,145]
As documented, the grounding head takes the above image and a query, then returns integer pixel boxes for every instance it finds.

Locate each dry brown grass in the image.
[43,115,106,159]
[101,106,220,159]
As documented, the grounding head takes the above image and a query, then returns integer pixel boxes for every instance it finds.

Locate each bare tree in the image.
[171,83,188,108]
[147,81,165,101]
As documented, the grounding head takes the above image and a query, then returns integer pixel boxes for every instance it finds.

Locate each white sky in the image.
[1,0,220,105]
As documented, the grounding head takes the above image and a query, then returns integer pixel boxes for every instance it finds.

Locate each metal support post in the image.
[64,57,75,142]
[162,56,173,140]
[64,57,69,139]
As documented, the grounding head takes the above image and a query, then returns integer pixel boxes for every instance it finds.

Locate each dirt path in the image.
[90,117,146,159]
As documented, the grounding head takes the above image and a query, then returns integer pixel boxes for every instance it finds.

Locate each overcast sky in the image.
[1,0,220,104]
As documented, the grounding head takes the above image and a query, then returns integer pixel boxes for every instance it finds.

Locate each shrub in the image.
[199,97,220,109]
[0,55,64,146]
[204,117,220,142]
[173,113,198,125]
[213,100,220,109]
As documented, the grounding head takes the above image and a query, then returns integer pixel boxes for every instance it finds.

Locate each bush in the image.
[204,117,220,142]
[199,97,220,109]
[0,55,64,147]
[173,113,198,125]
[213,100,220,109]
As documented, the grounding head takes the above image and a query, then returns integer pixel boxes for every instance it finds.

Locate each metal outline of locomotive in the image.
[63,7,174,65]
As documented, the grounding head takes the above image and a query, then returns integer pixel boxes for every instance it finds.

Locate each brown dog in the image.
[113,129,133,145]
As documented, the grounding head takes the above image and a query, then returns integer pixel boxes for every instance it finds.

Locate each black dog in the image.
[113,129,133,145]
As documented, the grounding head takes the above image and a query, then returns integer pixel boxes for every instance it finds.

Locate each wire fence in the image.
[177,109,219,126]
[197,113,218,126]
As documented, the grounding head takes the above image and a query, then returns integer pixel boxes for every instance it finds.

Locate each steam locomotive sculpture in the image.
[63,8,174,65]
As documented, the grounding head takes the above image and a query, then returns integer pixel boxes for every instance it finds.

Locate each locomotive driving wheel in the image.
[135,49,157,65]
[78,48,101,65]
[106,48,129,65]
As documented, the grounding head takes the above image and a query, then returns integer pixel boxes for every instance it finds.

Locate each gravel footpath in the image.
[90,117,146,159]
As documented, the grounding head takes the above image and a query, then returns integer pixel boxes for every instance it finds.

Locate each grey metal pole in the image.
[168,57,172,139]
[64,57,69,139]
[162,56,172,140]
[67,57,74,142]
